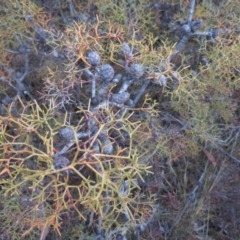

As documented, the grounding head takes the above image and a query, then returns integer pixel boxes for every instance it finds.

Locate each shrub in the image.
[1,0,240,239]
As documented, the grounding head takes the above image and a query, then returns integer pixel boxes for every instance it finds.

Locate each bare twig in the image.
[132,80,150,107]
[166,166,207,238]
[187,0,196,25]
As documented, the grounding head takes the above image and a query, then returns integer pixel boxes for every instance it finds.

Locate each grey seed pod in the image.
[92,141,100,154]
[211,28,227,39]
[98,131,107,142]
[111,92,130,104]
[102,138,113,155]
[86,51,101,67]
[54,155,70,170]
[20,197,34,207]
[160,75,167,86]
[116,233,124,240]
[74,13,88,22]
[191,19,202,32]
[200,56,210,67]
[98,131,113,154]
[25,13,33,22]
[154,73,167,87]
[129,63,144,79]
[59,127,75,142]
[18,43,30,54]
[119,42,132,59]
[112,73,122,83]
[178,24,191,38]
[89,117,98,135]
[99,64,114,82]
[119,180,129,195]
[2,96,12,106]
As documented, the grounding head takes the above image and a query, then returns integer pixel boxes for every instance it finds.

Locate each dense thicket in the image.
[1,1,240,239]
